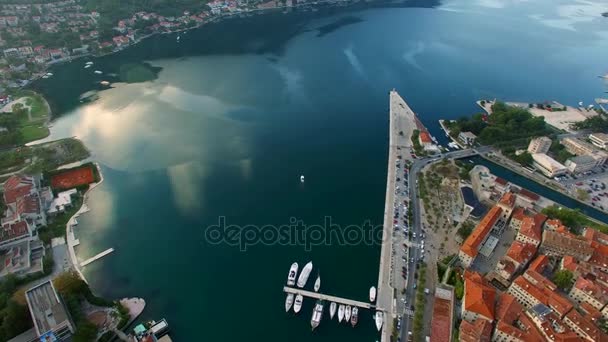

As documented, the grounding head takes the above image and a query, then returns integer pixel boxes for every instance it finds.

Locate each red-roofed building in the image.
[516,215,544,247]
[429,286,454,342]
[495,293,522,324]
[462,271,496,323]
[508,275,548,308]
[545,218,566,232]
[547,292,573,319]
[540,230,593,261]
[528,254,549,273]
[0,221,31,247]
[3,175,35,204]
[496,241,537,280]
[515,188,540,209]
[563,309,606,341]
[570,277,608,310]
[2,176,46,228]
[580,301,602,322]
[510,207,526,230]
[459,206,503,267]
[584,228,608,246]
[459,318,492,342]
[526,305,579,342]
[418,131,432,146]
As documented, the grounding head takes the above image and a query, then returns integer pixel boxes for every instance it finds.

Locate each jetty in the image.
[80,248,114,267]
[283,287,378,310]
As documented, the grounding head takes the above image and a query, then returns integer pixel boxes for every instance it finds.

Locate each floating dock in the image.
[80,248,114,267]
[283,286,378,310]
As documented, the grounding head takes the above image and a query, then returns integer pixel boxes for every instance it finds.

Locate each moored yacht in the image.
[285,293,294,312]
[297,261,313,288]
[351,307,358,327]
[314,273,321,292]
[300,175,305,182]
[345,305,352,322]
[375,311,383,331]
[287,262,299,286]
[294,294,303,313]
[329,302,337,319]
[310,300,324,330]
[337,304,345,322]
[369,286,376,302]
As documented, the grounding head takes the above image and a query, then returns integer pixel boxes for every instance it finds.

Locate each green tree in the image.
[553,270,573,290]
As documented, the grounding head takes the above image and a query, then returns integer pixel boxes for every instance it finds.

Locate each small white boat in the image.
[345,305,352,322]
[94,70,102,74]
[286,262,299,286]
[285,293,294,312]
[351,307,358,327]
[337,305,345,322]
[46,72,53,76]
[300,175,305,183]
[100,81,110,86]
[297,261,313,288]
[294,294,303,313]
[310,300,324,330]
[369,286,376,302]
[86,61,94,65]
[329,302,337,319]
[314,273,321,292]
[84,64,91,69]
[375,311,383,331]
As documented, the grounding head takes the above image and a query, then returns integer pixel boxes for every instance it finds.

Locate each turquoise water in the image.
[31,0,608,340]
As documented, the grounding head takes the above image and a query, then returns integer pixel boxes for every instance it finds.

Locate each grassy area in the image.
[541,205,608,234]
[412,264,427,342]
[17,124,50,144]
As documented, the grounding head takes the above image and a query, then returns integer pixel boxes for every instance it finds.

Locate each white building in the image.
[565,155,598,174]
[531,153,567,177]
[459,131,477,146]
[527,137,552,154]
[590,133,608,150]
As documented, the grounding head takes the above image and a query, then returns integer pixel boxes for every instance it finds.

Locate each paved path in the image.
[283,287,376,310]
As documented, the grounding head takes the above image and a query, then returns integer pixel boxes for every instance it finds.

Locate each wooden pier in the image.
[80,248,114,267]
[283,286,380,310]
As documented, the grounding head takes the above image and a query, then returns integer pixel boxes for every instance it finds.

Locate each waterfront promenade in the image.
[377,90,418,342]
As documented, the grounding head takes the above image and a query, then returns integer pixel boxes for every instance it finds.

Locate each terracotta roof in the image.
[3,175,34,204]
[572,277,608,304]
[461,206,502,258]
[561,255,578,272]
[16,194,39,215]
[495,177,507,186]
[511,207,526,222]
[518,216,542,243]
[463,271,496,321]
[419,131,432,144]
[459,319,492,342]
[547,292,573,318]
[517,313,546,341]
[518,188,540,201]
[506,241,537,266]
[564,309,604,341]
[589,249,608,269]
[495,293,522,324]
[512,275,547,304]
[499,192,516,208]
[585,228,608,246]
[429,289,453,342]
[0,221,28,242]
[580,301,602,321]
[528,254,549,273]
[545,218,565,230]
[542,230,594,260]
[495,321,542,342]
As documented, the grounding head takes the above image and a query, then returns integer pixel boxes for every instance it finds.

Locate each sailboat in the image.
[285,293,294,312]
[329,302,337,320]
[337,305,345,322]
[314,272,321,292]
[345,305,352,322]
[375,311,383,331]
[294,294,303,313]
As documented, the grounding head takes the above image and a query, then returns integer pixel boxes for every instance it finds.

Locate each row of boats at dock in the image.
[284,261,383,331]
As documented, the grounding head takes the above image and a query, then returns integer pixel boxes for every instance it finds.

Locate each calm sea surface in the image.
[31,0,608,340]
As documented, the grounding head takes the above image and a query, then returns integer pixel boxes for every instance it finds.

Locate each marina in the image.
[282,286,377,310]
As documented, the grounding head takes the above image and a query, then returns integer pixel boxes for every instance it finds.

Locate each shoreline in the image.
[66,162,105,284]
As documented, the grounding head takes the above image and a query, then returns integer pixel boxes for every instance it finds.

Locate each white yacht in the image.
[300,175,305,182]
[375,311,383,331]
[337,305,345,322]
[285,293,294,312]
[345,305,352,322]
[286,262,299,286]
[94,70,102,74]
[329,302,337,319]
[310,300,324,330]
[297,261,313,288]
[294,294,303,313]
[84,64,91,69]
[369,286,376,302]
[314,273,321,292]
